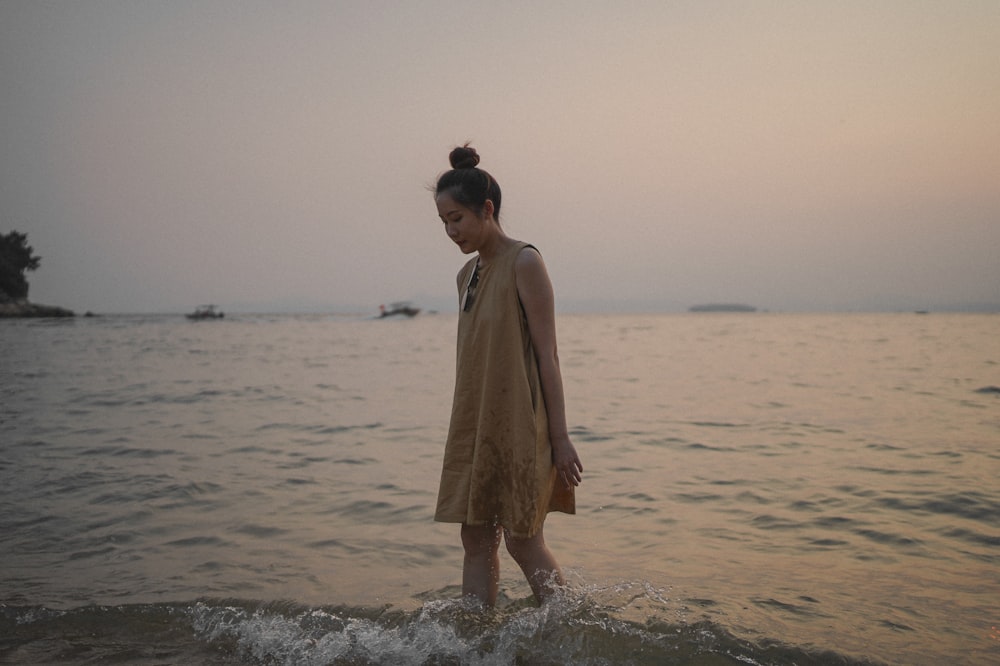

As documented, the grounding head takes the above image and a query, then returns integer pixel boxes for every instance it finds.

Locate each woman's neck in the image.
[476,224,514,267]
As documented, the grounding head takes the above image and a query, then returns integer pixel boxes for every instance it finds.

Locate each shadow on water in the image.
[2,583,880,666]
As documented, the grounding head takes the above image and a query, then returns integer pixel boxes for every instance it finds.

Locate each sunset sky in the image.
[2,1,998,313]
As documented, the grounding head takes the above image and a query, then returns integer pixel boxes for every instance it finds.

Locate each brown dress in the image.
[434,241,575,538]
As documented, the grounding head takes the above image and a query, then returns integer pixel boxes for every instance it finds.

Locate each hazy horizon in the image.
[3,1,998,316]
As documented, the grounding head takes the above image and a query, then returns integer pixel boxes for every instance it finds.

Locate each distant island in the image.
[688,303,757,313]
[0,230,74,318]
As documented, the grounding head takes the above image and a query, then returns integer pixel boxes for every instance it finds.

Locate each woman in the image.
[433,144,583,607]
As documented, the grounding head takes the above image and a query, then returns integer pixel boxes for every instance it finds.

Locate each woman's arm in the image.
[515,247,583,489]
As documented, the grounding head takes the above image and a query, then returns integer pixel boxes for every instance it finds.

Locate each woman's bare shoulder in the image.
[514,244,552,297]
[514,243,544,268]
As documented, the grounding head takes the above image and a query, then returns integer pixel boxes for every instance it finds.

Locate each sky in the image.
[2,0,998,314]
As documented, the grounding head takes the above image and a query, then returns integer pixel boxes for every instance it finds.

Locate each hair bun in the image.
[449,144,480,170]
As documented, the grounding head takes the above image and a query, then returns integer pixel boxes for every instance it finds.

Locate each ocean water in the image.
[1,312,997,665]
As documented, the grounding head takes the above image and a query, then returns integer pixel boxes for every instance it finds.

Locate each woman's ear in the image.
[482,199,495,220]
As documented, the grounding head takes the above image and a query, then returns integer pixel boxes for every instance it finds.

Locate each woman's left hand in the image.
[551,435,583,489]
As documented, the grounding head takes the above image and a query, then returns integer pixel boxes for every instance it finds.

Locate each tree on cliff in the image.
[0,231,41,300]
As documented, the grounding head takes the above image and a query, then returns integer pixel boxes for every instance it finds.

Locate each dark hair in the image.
[434,144,502,220]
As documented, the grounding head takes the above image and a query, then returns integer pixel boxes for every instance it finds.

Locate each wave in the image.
[1,584,879,665]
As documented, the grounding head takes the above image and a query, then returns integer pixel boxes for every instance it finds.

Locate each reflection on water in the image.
[1,313,998,665]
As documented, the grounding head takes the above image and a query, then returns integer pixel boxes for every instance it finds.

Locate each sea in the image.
[1,311,997,665]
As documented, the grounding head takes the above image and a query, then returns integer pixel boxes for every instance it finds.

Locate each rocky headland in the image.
[0,295,74,318]
[1,231,75,317]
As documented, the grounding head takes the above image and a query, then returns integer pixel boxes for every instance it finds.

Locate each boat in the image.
[688,303,757,313]
[186,304,224,320]
[378,301,420,318]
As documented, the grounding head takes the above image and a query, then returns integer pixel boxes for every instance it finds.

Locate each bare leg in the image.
[504,526,565,603]
[460,523,502,607]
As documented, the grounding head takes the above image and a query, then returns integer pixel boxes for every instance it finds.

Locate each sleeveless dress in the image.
[434,241,575,538]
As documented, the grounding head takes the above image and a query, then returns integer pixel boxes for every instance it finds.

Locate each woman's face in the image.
[436,192,490,254]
